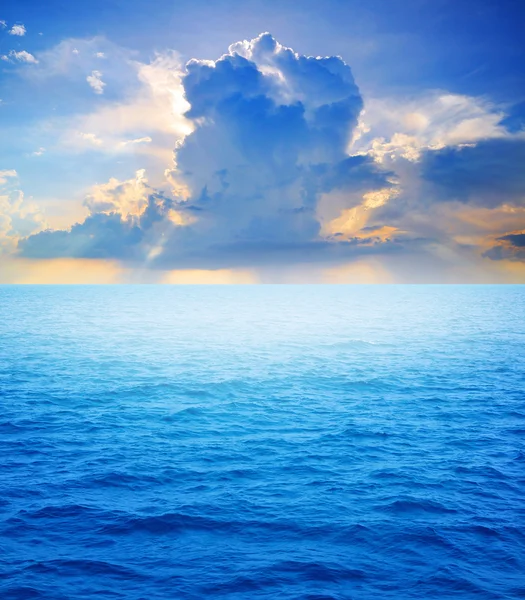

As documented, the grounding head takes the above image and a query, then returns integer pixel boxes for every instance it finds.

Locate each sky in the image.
[1,0,524,283]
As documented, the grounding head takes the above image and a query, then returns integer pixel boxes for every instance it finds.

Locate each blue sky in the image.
[1,0,524,282]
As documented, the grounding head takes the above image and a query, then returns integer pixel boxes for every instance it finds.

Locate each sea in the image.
[0,284,524,599]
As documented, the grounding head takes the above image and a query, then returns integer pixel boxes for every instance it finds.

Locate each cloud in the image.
[339,89,525,272]
[351,92,511,163]
[20,34,397,267]
[499,232,525,247]
[9,24,26,36]
[17,33,525,279]
[500,100,525,134]
[0,171,46,254]
[86,69,105,94]
[23,37,135,82]
[155,32,391,265]
[20,189,180,262]
[120,136,152,146]
[0,169,18,185]
[77,131,103,146]
[1,50,38,64]
[20,213,143,260]
[19,170,195,262]
[83,169,150,216]
[483,231,525,262]
[0,20,6,29]
[420,139,525,207]
[41,46,191,170]
[320,187,400,240]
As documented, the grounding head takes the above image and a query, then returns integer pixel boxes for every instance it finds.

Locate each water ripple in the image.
[0,285,524,599]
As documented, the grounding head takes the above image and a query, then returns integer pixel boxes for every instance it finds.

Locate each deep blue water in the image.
[0,285,524,599]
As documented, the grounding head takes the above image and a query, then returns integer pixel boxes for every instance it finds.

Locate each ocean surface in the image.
[0,285,524,599]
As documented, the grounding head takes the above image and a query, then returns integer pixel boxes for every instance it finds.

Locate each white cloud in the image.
[32,147,46,156]
[14,38,192,187]
[0,169,18,185]
[51,49,192,181]
[2,50,38,64]
[120,136,153,146]
[0,20,6,29]
[9,24,26,36]
[86,70,105,94]
[351,93,514,163]
[0,171,46,254]
[27,37,133,79]
[95,52,105,58]
[78,132,103,146]
[83,169,150,216]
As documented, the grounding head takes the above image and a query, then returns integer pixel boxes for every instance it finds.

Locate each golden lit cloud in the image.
[322,259,395,283]
[84,169,150,217]
[162,269,258,284]
[0,258,123,284]
[321,187,400,239]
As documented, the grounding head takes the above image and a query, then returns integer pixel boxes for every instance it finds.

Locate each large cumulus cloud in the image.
[19,33,525,277]
[19,33,396,268]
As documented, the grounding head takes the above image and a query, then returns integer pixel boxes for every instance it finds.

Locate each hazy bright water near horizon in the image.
[1,285,524,599]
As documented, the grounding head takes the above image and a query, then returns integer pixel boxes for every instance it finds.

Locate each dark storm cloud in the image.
[420,139,525,208]
[498,232,525,247]
[483,232,525,262]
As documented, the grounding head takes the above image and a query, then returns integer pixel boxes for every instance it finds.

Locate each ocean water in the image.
[0,285,524,600]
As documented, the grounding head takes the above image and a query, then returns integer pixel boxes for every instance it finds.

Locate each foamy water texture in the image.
[1,285,524,599]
